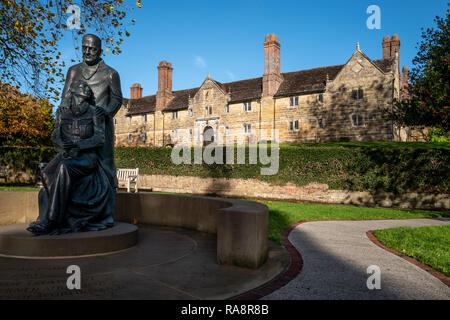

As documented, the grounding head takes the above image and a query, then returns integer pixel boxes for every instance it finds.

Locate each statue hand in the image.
[68,147,80,158]
[62,147,79,159]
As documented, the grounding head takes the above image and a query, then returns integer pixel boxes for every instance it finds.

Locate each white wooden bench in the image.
[116,168,139,193]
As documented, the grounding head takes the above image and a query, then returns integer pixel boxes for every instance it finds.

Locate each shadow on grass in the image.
[268,209,294,244]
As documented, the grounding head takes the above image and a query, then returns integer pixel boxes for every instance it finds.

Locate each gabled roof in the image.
[373,58,394,73]
[124,56,395,114]
[274,65,344,98]
[125,95,156,116]
[164,87,200,112]
[223,77,263,103]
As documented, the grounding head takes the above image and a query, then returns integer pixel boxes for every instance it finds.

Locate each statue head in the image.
[82,34,102,66]
[69,80,94,107]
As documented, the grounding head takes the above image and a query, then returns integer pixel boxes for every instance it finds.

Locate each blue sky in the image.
[59,0,448,99]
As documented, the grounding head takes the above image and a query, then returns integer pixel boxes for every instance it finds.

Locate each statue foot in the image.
[27,220,56,235]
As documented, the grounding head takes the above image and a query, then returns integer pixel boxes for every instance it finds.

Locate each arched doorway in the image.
[203,126,214,146]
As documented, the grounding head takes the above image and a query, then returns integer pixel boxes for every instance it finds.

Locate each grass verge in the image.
[373,225,450,277]
[261,200,450,244]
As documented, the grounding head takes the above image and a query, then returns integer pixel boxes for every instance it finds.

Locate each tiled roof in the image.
[274,65,344,98]
[163,87,200,112]
[223,77,263,103]
[124,57,395,113]
[125,95,156,116]
[372,58,394,73]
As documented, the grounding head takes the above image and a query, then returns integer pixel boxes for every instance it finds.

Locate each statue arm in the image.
[60,66,76,109]
[77,111,106,150]
[51,108,64,151]
[104,70,123,118]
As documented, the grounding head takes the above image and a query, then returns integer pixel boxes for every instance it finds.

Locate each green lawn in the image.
[373,225,450,276]
[261,200,450,244]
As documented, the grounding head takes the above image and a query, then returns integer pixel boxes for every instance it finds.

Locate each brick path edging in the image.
[366,230,450,288]
[230,221,306,300]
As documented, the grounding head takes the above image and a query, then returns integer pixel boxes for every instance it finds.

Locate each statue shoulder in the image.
[65,63,84,82]
[67,62,84,74]
[100,62,119,78]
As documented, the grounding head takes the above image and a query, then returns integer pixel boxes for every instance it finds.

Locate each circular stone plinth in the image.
[0,222,138,258]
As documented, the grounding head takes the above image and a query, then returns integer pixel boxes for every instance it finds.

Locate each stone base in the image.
[0,222,138,258]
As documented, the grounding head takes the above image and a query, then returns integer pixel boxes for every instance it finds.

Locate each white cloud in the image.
[193,55,206,68]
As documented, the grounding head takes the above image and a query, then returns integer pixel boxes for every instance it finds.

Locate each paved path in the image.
[263,219,450,300]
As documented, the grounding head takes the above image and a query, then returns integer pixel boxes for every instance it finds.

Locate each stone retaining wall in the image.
[136,174,450,211]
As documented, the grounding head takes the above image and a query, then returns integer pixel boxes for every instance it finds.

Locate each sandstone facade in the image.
[114,34,410,146]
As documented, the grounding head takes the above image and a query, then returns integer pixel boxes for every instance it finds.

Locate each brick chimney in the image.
[402,65,409,88]
[156,60,173,111]
[382,35,391,59]
[390,34,400,58]
[262,34,283,97]
[130,83,143,99]
[382,34,401,59]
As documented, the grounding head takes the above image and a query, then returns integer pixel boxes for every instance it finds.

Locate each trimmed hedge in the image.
[2,143,448,194]
[0,146,56,172]
[115,142,450,194]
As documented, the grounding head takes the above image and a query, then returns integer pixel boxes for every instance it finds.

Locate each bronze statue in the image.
[27,34,122,235]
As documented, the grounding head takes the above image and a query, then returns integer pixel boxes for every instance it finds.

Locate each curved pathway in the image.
[263,219,450,300]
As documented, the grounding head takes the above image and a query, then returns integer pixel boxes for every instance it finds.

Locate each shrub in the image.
[0,146,56,182]
[114,142,449,194]
[428,128,449,142]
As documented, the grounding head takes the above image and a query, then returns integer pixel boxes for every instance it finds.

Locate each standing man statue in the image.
[27,34,122,235]
[61,34,123,184]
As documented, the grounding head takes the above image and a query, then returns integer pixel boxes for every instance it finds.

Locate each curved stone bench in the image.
[0,191,269,269]
[114,193,269,269]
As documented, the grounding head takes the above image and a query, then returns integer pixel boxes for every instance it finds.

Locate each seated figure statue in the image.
[27,80,115,235]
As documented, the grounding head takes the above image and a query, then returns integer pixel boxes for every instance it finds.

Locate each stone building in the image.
[114,34,409,146]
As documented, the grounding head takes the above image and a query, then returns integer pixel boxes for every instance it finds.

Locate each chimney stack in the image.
[402,65,409,88]
[382,34,401,59]
[382,35,391,59]
[156,61,173,111]
[262,34,283,97]
[390,34,400,58]
[130,83,143,99]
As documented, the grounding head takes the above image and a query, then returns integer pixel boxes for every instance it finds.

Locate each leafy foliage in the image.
[428,127,449,142]
[114,143,450,194]
[0,81,55,146]
[0,0,140,100]
[0,146,56,172]
[4,143,448,193]
[383,5,449,132]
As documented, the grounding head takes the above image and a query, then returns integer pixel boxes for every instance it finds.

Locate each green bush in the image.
[3,143,448,193]
[428,128,449,142]
[0,146,56,174]
[114,142,450,194]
